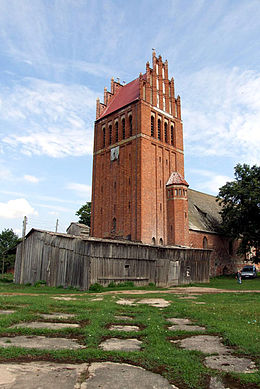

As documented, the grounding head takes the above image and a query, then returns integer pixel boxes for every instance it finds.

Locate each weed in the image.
[88,283,104,292]
[34,280,47,287]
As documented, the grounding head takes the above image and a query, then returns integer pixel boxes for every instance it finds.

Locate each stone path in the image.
[167,318,206,332]
[0,288,258,388]
[99,337,142,351]
[0,309,15,314]
[0,361,178,389]
[109,324,140,332]
[85,362,178,388]
[11,321,80,329]
[172,335,257,374]
[0,362,89,389]
[116,297,170,307]
[114,315,133,320]
[0,335,84,350]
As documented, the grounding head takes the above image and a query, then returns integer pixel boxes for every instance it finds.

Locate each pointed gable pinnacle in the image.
[166,172,189,187]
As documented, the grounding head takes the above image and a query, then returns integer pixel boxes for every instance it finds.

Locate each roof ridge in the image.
[98,78,140,120]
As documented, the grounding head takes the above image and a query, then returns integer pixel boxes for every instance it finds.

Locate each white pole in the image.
[20,216,27,283]
[55,219,59,233]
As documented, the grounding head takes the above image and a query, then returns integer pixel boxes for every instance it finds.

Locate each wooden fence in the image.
[14,229,211,289]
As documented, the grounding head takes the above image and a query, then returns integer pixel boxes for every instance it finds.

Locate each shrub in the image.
[34,280,47,287]
[89,283,104,292]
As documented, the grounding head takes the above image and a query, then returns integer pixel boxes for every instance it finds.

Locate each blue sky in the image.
[0,0,260,236]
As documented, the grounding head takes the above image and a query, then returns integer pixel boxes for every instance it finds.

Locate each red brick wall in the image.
[91,54,188,246]
[189,230,243,276]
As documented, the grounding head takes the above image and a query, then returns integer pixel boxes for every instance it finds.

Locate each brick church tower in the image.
[91,51,189,246]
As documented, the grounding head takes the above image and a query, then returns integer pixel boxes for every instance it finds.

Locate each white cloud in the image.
[66,183,91,199]
[0,165,12,180]
[1,78,96,158]
[23,174,40,183]
[181,67,260,165]
[189,168,232,195]
[48,211,59,216]
[0,198,38,219]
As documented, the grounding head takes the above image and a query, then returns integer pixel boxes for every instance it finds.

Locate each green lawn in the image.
[191,274,260,290]
[0,276,259,388]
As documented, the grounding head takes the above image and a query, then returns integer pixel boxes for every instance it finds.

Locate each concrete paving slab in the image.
[10,321,80,329]
[114,315,133,321]
[0,310,15,314]
[168,324,206,332]
[177,296,197,300]
[0,335,84,350]
[193,302,206,305]
[167,318,192,325]
[167,318,205,331]
[99,337,142,351]
[205,355,257,373]
[90,297,103,301]
[109,325,140,332]
[209,376,226,389]
[0,362,89,389]
[172,335,229,354]
[85,362,178,388]
[137,298,170,308]
[116,299,136,306]
[40,313,76,320]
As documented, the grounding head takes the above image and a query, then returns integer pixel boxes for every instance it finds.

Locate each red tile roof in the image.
[166,172,189,186]
[99,78,140,119]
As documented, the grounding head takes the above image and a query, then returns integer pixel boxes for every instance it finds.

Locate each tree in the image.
[0,229,20,273]
[76,202,91,227]
[217,164,260,261]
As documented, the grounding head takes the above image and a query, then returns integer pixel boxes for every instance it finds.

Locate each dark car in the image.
[240,265,257,279]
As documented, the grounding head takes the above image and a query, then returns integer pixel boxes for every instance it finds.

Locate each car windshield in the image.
[242,267,253,272]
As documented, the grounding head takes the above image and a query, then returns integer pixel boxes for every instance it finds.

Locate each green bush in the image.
[34,280,47,287]
[107,281,116,288]
[117,281,134,288]
[89,283,104,292]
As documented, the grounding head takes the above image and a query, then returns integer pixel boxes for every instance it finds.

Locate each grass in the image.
[0,276,259,388]
[191,274,260,290]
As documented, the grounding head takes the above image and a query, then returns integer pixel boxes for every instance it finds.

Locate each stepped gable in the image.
[99,78,140,119]
[188,189,222,233]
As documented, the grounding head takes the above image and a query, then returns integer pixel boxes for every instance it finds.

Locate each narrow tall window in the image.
[171,124,174,145]
[143,84,146,100]
[103,127,105,148]
[163,97,166,111]
[157,93,159,108]
[151,116,154,137]
[158,118,161,140]
[112,217,116,232]
[175,101,178,118]
[109,124,112,145]
[203,237,208,249]
[164,122,168,143]
[122,118,125,139]
[115,121,118,142]
[129,115,132,136]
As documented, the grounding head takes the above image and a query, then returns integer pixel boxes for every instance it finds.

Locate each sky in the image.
[0,0,260,236]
